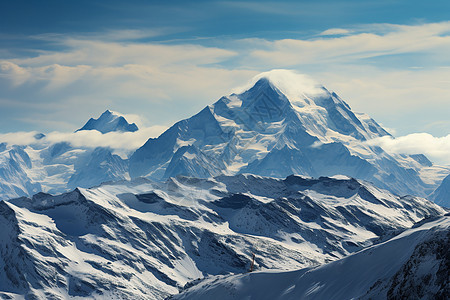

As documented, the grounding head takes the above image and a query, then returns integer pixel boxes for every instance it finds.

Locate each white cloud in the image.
[367,133,450,165]
[233,69,326,99]
[233,22,450,71]
[0,126,168,151]
[11,39,237,68]
[45,126,168,150]
[0,131,41,146]
[0,38,255,132]
[0,61,31,86]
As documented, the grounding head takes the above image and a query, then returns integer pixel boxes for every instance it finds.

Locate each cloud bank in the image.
[368,133,450,165]
[0,126,168,152]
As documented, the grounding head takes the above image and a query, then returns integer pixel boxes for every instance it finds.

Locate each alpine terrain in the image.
[0,111,133,200]
[430,174,450,207]
[129,70,449,201]
[0,70,448,299]
[0,174,445,299]
[0,70,448,205]
[174,212,450,300]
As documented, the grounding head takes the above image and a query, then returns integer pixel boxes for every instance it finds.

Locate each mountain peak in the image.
[237,69,328,104]
[223,69,390,142]
[76,110,138,134]
[101,109,114,116]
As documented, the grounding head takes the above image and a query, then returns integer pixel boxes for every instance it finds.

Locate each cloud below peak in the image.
[367,133,450,165]
[0,126,168,152]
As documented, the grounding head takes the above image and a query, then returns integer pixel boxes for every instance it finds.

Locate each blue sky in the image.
[2,1,450,41]
[1,0,450,163]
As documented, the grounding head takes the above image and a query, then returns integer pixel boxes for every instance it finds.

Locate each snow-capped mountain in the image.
[130,70,446,198]
[0,114,135,200]
[429,174,450,207]
[76,110,138,133]
[174,213,450,300]
[0,174,445,299]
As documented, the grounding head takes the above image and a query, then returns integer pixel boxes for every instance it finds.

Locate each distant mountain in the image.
[130,70,445,198]
[429,174,450,207]
[0,174,445,299]
[76,110,138,133]
[0,110,136,200]
[174,213,450,300]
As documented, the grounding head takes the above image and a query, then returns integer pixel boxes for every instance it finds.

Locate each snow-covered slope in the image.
[0,141,130,201]
[0,174,445,299]
[76,110,138,133]
[173,213,450,300]
[129,70,445,198]
[0,144,41,199]
[429,174,450,207]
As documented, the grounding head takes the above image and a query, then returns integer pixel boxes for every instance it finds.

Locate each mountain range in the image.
[0,70,449,299]
[129,71,448,202]
[0,174,445,299]
[0,70,448,206]
[174,212,450,300]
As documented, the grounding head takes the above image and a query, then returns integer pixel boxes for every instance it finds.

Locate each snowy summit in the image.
[76,110,138,134]
[129,69,442,198]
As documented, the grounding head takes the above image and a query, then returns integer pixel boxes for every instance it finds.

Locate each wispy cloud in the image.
[319,28,352,36]
[0,35,255,132]
[246,22,450,66]
[9,38,237,68]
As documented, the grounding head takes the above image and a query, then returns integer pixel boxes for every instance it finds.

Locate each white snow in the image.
[174,214,450,300]
[1,174,445,299]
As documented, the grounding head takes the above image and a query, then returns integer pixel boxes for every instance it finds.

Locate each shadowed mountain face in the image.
[129,71,438,197]
[429,174,450,207]
[76,110,138,134]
